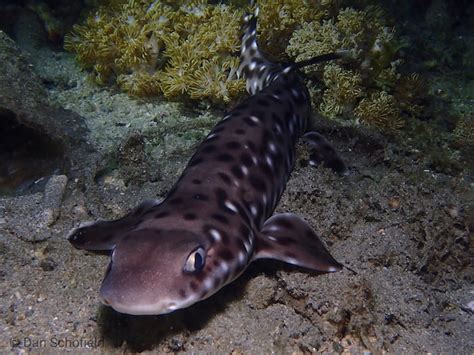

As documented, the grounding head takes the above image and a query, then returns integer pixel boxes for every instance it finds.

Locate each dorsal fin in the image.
[237,7,281,95]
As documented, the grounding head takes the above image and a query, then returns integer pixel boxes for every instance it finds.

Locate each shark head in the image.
[99,229,213,315]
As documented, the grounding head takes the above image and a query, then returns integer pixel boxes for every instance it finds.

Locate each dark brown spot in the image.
[231,165,244,179]
[253,110,266,119]
[246,141,257,153]
[211,213,230,224]
[215,188,227,202]
[190,281,198,291]
[192,179,202,185]
[226,141,241,150]
[217,172,232,185]
[239,224,251,241]
[249,175,266,192]
[193,193,208,201]
[183,213,197,220]
[245,37,254,50]
[202,145,216,154]
[220,230,230,244]
[169,198,183,205]
[179,289,187,298]
[241,152,253,167]
[235,129,246,135]
[218,249,234,261]
[284,251,297,259]
[217,153,234,162]
[154,211,169,219]
[261,161,273,177]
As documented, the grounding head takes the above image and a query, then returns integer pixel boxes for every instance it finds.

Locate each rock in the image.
[41,174,68,226]
[1,174,68,242]
[0,30,96,194]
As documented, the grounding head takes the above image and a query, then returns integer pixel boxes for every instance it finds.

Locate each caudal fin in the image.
[237,7,280,95]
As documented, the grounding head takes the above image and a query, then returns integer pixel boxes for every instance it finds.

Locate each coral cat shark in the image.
[68,8,347,315]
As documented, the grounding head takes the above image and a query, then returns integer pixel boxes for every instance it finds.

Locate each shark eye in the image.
[184,247,206,273]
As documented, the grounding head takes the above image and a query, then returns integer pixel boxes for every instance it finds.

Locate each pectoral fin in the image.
[67,199,161,251]
[302,131,348,175]
[254,213,342,273]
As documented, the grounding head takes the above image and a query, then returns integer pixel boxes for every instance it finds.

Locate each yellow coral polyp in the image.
[319,64,363,118]
[355,91,403,131]
[64,0,245,103]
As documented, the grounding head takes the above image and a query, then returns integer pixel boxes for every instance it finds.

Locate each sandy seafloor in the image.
[0,41,473,354]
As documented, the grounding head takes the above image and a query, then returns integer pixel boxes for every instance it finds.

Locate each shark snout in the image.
[99,286,183,315]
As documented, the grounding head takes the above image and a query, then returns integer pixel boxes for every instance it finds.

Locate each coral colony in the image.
[65,0,423,130]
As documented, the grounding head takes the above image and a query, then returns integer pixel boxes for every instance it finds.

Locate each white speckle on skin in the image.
[210,228,222,242]
[266,235,277,241]
[268,142,277,153]
[225,200,238,213]
[243,240,251,253]
[206,133,217,140]
[283,66,291,74]
[250,115,260,123]
[275,124,282,134]
[285,257,298,265]
[242,166,249,176]
[250,205,258,217]
[167,303,178,311]
[252,156,258,165]
[251,41,258,50]
[220,262,230,274]
[327,266,340,272]
[291,88,299,98]
[262,195,268,206]
[251,80,258,94]
[265,224,280,232]
[265,155,273,169]
[249,61,256,71]
[238,251,246,263]
[204,278,213,290]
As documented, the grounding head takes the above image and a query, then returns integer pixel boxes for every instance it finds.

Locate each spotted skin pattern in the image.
[68,9,347,316]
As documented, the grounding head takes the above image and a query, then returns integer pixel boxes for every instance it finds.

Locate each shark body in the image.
[68,9,347,315]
